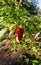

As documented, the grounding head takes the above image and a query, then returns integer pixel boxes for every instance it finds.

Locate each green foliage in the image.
[22,0,38,15]
[32,60,39,65]
[24,55,29,64]
[23,55,40,65]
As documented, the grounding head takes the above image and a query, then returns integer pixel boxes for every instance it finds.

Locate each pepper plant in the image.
[0,0,41,61]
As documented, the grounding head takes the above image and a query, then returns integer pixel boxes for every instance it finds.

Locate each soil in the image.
[0,41,24,65]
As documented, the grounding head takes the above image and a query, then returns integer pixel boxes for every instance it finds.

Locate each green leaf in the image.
[32,60,39,64]
[0,28,8,40]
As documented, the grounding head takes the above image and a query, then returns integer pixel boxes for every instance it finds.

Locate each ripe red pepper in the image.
[16,27,24,41]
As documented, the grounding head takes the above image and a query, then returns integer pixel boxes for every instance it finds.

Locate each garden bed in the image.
[0,41,41,65]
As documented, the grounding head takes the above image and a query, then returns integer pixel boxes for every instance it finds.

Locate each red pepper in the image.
[16,27,24,41]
